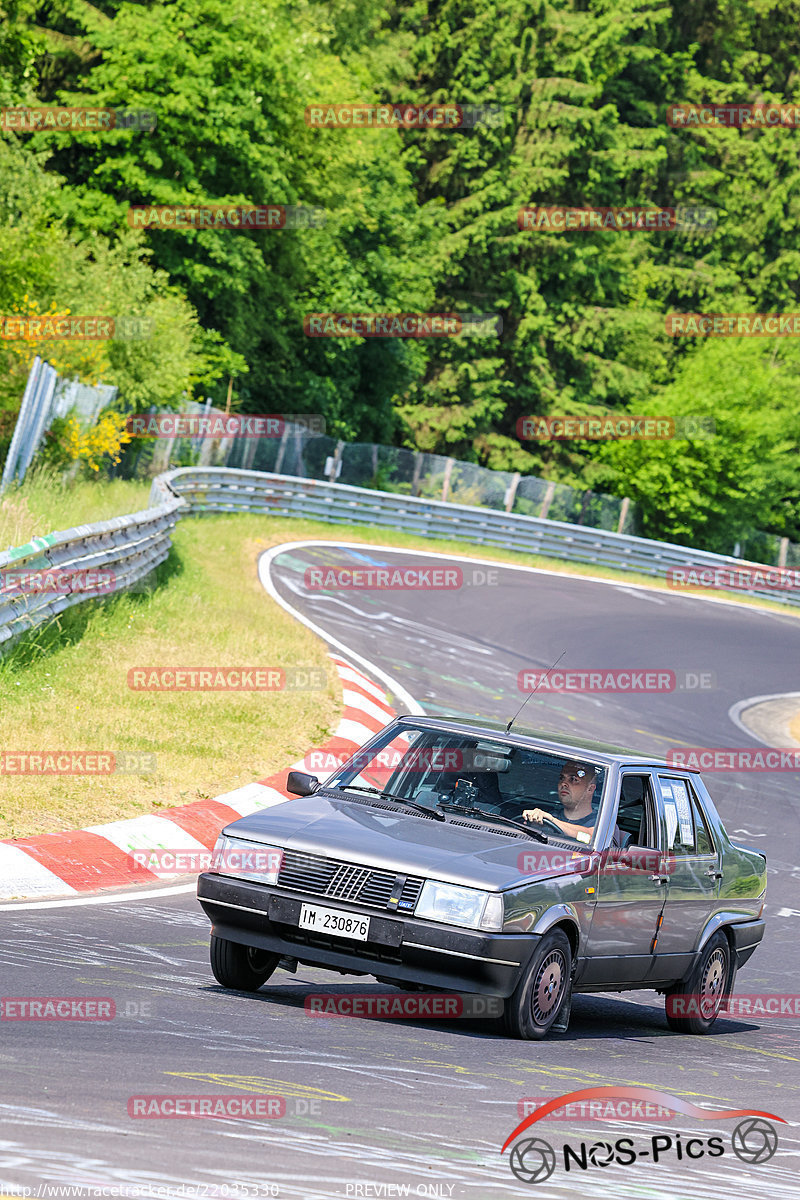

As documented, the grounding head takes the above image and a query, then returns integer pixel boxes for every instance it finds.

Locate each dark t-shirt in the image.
[560,808,623,847]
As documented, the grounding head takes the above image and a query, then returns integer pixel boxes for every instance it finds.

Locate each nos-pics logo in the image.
[502,1087,784,1184]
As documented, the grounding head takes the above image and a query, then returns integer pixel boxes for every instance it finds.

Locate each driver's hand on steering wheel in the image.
[523,807,560,827]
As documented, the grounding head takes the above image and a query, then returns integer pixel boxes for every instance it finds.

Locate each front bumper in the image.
[197,872,536,997]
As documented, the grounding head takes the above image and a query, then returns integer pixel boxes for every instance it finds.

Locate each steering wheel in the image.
[528,813,565,834]
[503,801,564,834]
[498,798,544,819]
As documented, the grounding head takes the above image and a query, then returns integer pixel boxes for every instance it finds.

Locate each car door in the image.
[576,771,669,987]
[649,774,721,980]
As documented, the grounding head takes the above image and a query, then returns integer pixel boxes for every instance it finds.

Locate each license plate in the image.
[298,903,370,941]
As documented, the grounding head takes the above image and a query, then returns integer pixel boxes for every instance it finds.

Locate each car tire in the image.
[210,936,279,991]
[503,929,572,1040]
[664,930,731,1034]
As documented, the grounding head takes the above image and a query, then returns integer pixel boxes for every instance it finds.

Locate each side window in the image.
[658,776,711,855]
[617,774,659,849]
[690,785,715,855]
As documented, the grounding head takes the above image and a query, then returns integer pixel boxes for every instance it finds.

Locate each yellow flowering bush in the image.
[42,412,133,474]
[2,296,110,381]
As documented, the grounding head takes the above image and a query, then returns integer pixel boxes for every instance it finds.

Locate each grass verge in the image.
[0,516,339,839]
[0,468,152,552]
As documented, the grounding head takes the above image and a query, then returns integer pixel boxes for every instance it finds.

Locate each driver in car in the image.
[523,760,598,844]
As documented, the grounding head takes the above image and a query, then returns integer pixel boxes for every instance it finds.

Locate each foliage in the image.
[594,338,800,549]
[1,0,799,547]
[40,409,133,473]
[0,133,237,464]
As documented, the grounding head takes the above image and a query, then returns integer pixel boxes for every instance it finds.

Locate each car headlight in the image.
[210,834,283,884]
[415,881,504,931]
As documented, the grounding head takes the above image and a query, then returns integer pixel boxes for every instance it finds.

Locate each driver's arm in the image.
[522,808,594,844]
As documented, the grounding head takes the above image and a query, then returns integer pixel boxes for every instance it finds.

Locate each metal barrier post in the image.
[616,497,630,535]
[1,357,42,491]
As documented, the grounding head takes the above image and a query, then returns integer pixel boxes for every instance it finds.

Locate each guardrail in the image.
[162,467,799,606]
[0,466,795,652]
[0,478,183,648]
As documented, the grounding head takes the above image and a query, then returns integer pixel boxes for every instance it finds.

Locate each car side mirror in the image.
[614,846,661,872]
[287,771,319,797]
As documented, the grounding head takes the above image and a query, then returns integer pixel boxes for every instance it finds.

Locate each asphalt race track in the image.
[2,541,799,1200]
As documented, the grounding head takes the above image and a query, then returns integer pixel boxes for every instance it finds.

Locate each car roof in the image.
[395,714,679,770]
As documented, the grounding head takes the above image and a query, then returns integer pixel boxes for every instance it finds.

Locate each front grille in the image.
[327,864,372,901]
[277,850,424,912]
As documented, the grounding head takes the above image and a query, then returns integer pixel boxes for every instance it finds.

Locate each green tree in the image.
[388,0,800,496]
[32,0,436,438]
[0,135,233,464]
[595,338,800,549]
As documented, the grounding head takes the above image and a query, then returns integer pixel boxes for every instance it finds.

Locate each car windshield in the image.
[325,724,607,847]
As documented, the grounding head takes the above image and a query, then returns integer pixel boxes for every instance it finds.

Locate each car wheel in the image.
[503,929,572,1040]
[210,936,279,991]
[664,930,731,1034]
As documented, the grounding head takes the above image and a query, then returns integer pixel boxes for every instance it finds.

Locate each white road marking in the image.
[258,544,424,717]
[728,690,800,745]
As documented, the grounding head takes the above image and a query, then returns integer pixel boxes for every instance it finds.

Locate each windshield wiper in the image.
[337,784,445,821]
[438,803,548,842]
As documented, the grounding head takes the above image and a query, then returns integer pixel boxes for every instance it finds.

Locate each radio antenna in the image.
[505,650,566,733]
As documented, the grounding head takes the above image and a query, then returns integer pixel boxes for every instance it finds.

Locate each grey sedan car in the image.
[196,716,766,1039]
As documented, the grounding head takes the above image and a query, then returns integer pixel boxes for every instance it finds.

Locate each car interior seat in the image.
[619,775,650,846]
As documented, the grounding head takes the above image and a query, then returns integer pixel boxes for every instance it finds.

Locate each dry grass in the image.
[0,517,340,839]
[0,468,152,552]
